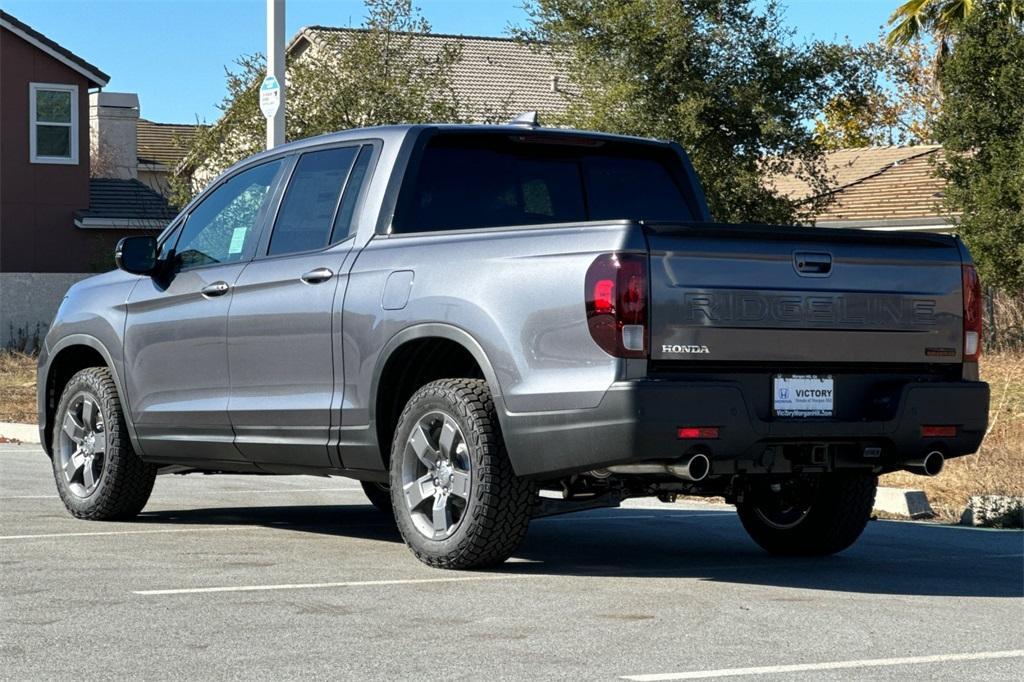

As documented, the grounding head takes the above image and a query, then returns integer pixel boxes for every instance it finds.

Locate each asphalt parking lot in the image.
[1,443,1022,680]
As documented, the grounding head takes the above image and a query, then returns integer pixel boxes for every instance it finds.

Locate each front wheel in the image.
[51,367,157,520]
[736,473,877,556]
[389,379,535,569]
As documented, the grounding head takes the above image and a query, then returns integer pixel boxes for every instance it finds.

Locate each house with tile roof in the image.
[771,145,953,233]
[0,11,184,345]
[290,27,570,122]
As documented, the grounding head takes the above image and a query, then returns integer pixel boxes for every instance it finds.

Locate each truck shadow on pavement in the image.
[134,504,1023,599]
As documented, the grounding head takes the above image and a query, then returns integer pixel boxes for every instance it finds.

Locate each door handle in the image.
[300,267,334,284]
[793,251,832,276]
[201,281,231,297]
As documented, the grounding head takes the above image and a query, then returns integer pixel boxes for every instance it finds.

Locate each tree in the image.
[814,38,940,148]
[933,5,1024,291]
[172,0,465,205]
[518,0,876,224]
[888,0,1021,52]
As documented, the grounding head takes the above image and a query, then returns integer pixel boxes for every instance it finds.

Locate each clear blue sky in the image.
[4,0,899,124]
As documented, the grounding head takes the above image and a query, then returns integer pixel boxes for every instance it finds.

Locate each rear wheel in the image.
[736,473,877,556]
[51,367,157,520]
[360,481,392,513]
[389,379,535,569]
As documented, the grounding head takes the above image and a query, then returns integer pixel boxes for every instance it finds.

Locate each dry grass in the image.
[882,352,1024,521]
[0,351,37,423]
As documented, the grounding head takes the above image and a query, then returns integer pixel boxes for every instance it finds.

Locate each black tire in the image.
[360,481,393,513]
[51,367,157,520]
[736,473,877,556]
[389,379,535,569]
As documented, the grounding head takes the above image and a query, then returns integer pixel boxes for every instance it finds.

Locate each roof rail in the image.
[508,111,540,127]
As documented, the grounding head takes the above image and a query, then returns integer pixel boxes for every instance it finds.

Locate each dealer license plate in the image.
[773,374,834,417]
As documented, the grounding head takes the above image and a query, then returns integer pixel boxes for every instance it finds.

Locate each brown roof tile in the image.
[770,145,942,200]
[813,148,948,222]
[137,119,201,169]
[768,145,950,224]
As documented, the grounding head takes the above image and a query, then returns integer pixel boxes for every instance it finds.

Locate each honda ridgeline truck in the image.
[38,122,990,568]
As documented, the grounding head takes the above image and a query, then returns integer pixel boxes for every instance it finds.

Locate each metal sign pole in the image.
[265,0,285,149]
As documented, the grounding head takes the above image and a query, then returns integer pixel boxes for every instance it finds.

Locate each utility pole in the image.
[263,0,285,149]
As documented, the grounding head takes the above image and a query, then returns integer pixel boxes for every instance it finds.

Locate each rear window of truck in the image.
[393,134,694,233]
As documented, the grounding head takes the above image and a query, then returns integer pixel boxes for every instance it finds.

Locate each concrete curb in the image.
[0,422,40,444]
[874,486,935,519]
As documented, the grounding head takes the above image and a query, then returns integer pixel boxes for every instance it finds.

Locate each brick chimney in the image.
[89,92,138,179]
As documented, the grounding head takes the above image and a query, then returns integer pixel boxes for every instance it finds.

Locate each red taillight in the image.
[585,253,648,359]
[921,425,956,438]
[678,426,719,440]
[962,264,982,362]
[593,279,615,313]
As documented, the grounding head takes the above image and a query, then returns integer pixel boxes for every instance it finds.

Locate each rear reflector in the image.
[921,425,956,438]
[678,427,719,440]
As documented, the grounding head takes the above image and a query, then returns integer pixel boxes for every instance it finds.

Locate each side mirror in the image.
[115,236,158,275]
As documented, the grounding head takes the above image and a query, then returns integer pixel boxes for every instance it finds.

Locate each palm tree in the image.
[887,0,1020,52]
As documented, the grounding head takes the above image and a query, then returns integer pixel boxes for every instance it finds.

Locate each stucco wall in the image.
[0,272,90,349]
[138,167,173,198]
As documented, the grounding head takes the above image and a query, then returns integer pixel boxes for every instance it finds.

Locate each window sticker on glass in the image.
[228,227,247,255]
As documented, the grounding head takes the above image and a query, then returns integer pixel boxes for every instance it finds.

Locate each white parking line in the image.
[0,527,235,541]
[0,487,364,500]
[0,494,60,499]
[621,650,1024,681]
[229,486,364,493]
[134,574,537,595]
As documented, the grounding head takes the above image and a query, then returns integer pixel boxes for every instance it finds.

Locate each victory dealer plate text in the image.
[773,374,834,417]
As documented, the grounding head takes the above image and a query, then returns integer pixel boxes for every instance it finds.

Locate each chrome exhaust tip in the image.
[906,450,945,477]
[597,453,712,482]
[667,453,711,482]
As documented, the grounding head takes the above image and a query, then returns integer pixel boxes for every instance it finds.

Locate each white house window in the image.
[30,83,78,164]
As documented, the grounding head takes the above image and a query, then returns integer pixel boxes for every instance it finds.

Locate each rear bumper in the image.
[502,379,989,479]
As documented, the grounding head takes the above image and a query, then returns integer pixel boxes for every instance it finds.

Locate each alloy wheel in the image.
[400,411,472,540]
[57,393,106,497]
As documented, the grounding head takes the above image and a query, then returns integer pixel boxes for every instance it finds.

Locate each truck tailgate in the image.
[646,223,964,364]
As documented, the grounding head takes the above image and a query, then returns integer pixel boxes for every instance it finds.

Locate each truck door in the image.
[124,159,284,464]
[227,144,373,469]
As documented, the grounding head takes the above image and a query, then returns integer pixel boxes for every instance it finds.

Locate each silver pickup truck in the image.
[38,122,990,568]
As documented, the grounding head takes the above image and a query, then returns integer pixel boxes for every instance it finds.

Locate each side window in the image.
[267,146,358,256]
[173,160,282,271]
[330,145,374,243]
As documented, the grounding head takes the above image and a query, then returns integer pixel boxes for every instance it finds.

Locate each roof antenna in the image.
[508,111,540,127]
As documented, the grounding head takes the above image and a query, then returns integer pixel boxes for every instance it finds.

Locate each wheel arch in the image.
[41,335,129,456]
[370,324,507,468]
